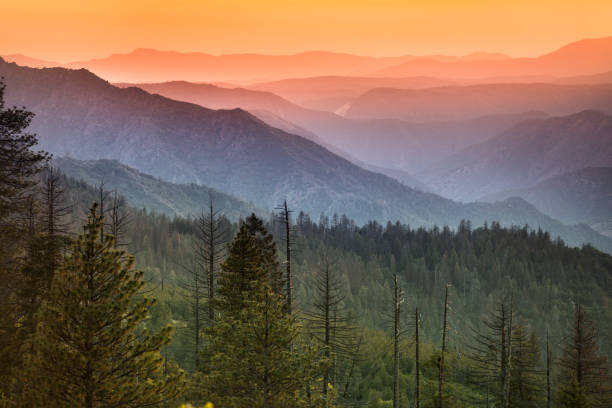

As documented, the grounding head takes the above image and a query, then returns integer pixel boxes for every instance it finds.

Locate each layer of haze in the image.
[3,0,612,62]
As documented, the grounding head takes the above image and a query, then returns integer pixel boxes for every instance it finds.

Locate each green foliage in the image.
[24,204,184,407]
[557,374,590,408]
[13,173,612,407]
[203,217,326,408]
[557,306,611,408]
[0,79,48,402]
[510,325,544,407]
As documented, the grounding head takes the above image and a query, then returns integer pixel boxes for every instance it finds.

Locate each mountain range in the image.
[482,167,612,238]
[421,110,612,201]
[115,81,556,175]
[4,37,612,84]
[2,58,610,253]
[372,37,612,78]
[247,76,457,111]
[342,83,612,122]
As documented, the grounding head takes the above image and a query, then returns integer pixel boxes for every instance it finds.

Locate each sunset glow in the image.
[3,0,612,61]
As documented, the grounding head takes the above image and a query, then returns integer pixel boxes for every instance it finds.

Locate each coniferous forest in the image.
[1,77,611,408]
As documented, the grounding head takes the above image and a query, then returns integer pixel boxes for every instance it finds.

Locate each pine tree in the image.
[26,204,183,407]
[557,305,611,408]
[509,324,543,407]
[304,249,360,405]
[108,192,129,248]
[244,213,283,293]
[392,275,404,408]
[547,329,553,408]
[468,299,516,407]
[214,221,267,313]
[437,283,450,408]
[197,199,227,323]
[276,200,296,314]
[0,79,48,402]
[183,199,226,371]
[415,307,421,408]
[33,165,72,290]
[205,217,323,407]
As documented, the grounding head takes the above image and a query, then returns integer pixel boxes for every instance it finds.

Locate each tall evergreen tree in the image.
[196,199,227,324]
[509,323,543,407]
[557,305,611,408]
[437,283,450,408]
[205,217,323,407]
[26,204,183,407]
[0,79,48,402]
[244,213,283,293]
[38,165,72,282]
[18,166,71,337]
[468,299,517,407]
[415,307,421,408]
[183,200,226,370]
[392,275,404,408]
[108,191,129,248]
[304,249,360,405]
[276,200,296,314]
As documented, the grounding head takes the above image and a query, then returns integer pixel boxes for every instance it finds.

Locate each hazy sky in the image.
[3,0,612,62]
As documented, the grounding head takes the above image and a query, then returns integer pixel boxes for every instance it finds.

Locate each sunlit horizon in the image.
[3,0,612,62]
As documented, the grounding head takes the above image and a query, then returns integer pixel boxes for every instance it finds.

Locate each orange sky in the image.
[2,0,612,62]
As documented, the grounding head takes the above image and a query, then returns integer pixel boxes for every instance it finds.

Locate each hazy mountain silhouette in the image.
[422,111,612,201]
[66,49,422,82]
[343,82,612,121]
[1,54,61,68]
[247,76,456,111]
[556,70,612,85]
[2,58,611,252]
[373,37,612,78]
[120,80,548,174]
[24,49,510,83]
[482,167,612,237]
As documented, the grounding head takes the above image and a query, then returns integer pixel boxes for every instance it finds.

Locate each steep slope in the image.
[2,59,611,253]
[422,111,612,201]
[482,167,612,237]
[343,83,612,122]
[373,37,612,78]
[120,80,547,174]
[54,157,262,220]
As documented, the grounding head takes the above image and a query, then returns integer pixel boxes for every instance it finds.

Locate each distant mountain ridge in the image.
[118,80,551,174]
[481,167,612,237]
[65,49,421,83]
[6,36,609,83]
[246,76,457,111]
[2,58,611,253]
[372,37,612,78]
[422,110,612,201]
[57,49,512,83]
[342,83,612,122]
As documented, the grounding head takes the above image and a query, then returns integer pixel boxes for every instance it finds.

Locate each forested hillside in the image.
[42,171,612,406]
[1,68,611,407]
[54,157,262,220]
